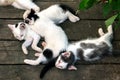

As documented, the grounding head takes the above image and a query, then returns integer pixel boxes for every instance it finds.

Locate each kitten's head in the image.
[23,9,39,25]
[8,22,27,40]
[55,51,77,70]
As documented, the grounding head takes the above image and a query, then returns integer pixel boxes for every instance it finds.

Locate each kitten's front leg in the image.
[24,53,47,65]
[22,38,33,54]
[31,36,42,54]
[15,0,40,11]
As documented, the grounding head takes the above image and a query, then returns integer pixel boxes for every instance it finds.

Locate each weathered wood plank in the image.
[0,2,112,19]
[0,65,120,80]
[0,41,119,50]
[0,50,120,64]
[0,20,120,40]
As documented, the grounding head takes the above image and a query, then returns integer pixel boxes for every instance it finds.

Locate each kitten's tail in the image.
[40,57,57,79]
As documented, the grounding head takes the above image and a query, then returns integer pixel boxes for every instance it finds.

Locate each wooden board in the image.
[0,65,120,80]
[0,1,113,19]
[0,20,120,40]
[0,0,120,80]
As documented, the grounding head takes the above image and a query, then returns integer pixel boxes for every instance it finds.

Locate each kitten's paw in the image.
[69,16,80,22]
[35,53,41,57]
[68,65,77,71]
[37,48,42,53]
[98,28,105,36]
[23,10,31,19]
[34,7,40,12]
[23,49,28,54]
[24,59,39,65]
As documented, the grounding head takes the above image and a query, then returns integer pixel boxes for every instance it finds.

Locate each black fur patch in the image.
[61,51,75,64]
[88,42,110,59]
[59,4,76,15]
[15,23,18,28]
[25,9,39,23]
[40,57,57,79]
[43,49,53,60]
[59,50,66,55]
[77,48,84,60]
[80,43,97,49]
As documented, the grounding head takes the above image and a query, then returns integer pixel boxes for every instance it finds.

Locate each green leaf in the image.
[79,0,89,10]
[105,14,118,27]
[79,0,97,10]
[103,3,111,16]
[108,0,112,4]
[86,0,97,9]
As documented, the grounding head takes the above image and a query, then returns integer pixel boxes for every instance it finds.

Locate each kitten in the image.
[23,22,68,65]
[8,22,42,54]
[23,4,80,25]
[55,25,113,70]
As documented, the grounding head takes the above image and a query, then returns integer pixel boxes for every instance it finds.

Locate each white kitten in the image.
[55,25,113,70]
[8,22,42,54]
[24,21,68,65]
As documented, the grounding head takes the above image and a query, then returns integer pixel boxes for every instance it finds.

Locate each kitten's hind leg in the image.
[31,36,42,53]
[107,25,113,34]
[22,38,33,54]
[13,0,40,11]
[24,53,47,65]
[98,28,105,36]
[66,11,80,22]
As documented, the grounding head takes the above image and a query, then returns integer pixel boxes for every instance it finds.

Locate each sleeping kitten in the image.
[23,4,80,25]
[55,25,113,70]
[23,21,68,65]
[8,22,42,54]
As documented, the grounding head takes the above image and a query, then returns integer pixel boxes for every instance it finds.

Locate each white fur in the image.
[55,25,113,70]
[23,4,80,23]
[8,22,42,54]
[0,0,40,10]
[0,0,40,16]
[24,20,68,65]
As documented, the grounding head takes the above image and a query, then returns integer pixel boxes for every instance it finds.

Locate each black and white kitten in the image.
[55,25,113,70]
[23,4,80,25]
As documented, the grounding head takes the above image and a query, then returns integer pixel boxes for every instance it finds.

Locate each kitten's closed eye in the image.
[21,35,23,37]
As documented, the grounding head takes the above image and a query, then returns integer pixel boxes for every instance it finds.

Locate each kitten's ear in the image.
[42,42,47,47]
[68,65,77,71]
[8,24,15,31]
[63,52,70,57]
[31,9,35,14]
